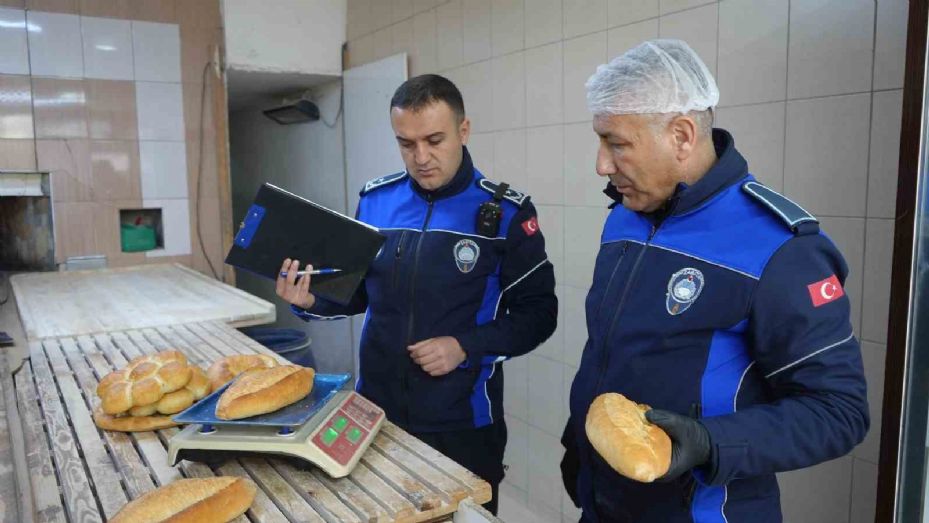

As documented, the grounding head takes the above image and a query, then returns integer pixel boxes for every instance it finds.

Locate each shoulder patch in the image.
[478,178,529,207]
[361,171,407,195]
[742,181,819,234]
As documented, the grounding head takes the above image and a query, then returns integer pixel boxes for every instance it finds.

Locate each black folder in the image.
[225,183,385,306]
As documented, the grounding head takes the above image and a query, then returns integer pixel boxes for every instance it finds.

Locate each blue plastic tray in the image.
[172,373,351,428]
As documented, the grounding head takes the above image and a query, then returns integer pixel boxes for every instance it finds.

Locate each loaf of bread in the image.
[207,354,278,392]
[93,407,180,432]
[109,476,256,523]
[152,365,211,415]
[184,365,211,400]
[215,365,314,420]
[585,393,671,483]
[96,350,193,415]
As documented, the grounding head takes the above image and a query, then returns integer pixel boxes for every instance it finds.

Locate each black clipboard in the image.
[225,183,385,306]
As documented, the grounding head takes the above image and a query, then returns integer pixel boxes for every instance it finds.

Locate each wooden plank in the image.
[200,321,286,361]
[91,333,130,369]
[13,360,65,523]
[181,322,259,359]
[68,336,161,498]
[164,324,233,360]
[130,328,211,368]
[371,433,469,504]
[348,461,417,522]
[311,467,391,522]
[216,461,292,523]
[239,457,328,523]
[0,346,21,522]
[0,291,34,522]
[153,325,223,363]
[42,339,128,519]
[109,331,145,360]
[28,341,103,522]
[141,326,214,367]
[271,459,364,523]
[359,446,443,514]
[380,424,491,504]
[10,264,274,339]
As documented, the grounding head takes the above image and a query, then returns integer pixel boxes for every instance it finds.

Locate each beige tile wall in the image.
[345,1,907,522]
[0,0,224,276]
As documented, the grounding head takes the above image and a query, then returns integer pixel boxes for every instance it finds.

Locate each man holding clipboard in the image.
[276,75,558,514]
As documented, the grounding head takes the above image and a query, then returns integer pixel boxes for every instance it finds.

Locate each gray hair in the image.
[646,109,715,137]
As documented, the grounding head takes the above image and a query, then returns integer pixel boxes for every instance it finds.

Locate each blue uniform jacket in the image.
[565,129,869,522]
[294,147,557,433]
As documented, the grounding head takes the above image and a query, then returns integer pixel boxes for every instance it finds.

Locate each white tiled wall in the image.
[131,21,181,82]
[27,11,85,78]
[346,1,906,522]
[81,16,133,80]
[0,8,30,75]
[135,81,185,140]
[0,8,190,260]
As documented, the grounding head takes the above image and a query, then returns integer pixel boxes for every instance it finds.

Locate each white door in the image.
[342,53,408,378]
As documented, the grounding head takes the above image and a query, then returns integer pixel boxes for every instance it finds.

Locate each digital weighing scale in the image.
[167,373,385,478]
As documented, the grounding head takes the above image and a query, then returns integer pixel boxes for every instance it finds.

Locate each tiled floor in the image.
[499,491,562,523]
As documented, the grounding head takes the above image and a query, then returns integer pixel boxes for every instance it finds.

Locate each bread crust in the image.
[156,388,195,414]
[207,354,278,392]
[97,350,194,415]
[215,365,314,420]
[185,365,210,398]
[585,393,671,483]
[109,476,256,523]
[93,407,180,432]
[129,403,158,417]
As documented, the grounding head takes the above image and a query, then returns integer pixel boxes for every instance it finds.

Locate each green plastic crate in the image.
[120,223,157,252]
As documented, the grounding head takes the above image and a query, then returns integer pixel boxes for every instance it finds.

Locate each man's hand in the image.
[275,258,316,309]
[645,409,711,481]
[408,337,467,376]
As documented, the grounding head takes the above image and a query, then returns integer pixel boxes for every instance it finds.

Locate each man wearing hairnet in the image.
[561,39,869,522]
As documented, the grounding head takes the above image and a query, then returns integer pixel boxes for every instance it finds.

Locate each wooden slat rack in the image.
[11,320,490,522]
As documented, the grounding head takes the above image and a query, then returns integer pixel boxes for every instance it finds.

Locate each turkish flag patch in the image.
[521,217,539,236]
[807,274,845,307]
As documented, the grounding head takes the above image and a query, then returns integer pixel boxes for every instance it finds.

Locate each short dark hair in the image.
[390,74,465,122]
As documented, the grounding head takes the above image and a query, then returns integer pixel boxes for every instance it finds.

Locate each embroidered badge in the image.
[521,217,539,236]
[666,268,704,315]
[454,239,480,273]
[808,274,844,307]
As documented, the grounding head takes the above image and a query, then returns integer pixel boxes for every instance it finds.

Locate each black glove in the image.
[645,409,711,482]
[560,422,581,507]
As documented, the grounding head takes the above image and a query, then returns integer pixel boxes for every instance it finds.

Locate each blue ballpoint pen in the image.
[279,268,342,277]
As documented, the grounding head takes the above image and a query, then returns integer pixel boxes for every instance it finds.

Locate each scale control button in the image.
[322,427,339,446]
[332,416,348,432]
[347,427,363,444]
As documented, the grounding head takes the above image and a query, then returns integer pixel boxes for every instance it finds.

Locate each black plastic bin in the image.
[239,327,315,368]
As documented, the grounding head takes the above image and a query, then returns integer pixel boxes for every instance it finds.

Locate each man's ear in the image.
[669,115,699,161]
[459,117,471,145]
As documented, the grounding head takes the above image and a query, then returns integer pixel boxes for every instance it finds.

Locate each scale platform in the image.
[167,373,386,478]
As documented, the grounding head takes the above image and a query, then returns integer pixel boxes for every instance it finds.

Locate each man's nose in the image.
[595,144,616,177]
[414,143,430,165]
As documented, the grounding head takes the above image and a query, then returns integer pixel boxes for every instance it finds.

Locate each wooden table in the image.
[9,320,490,522]
[10,264,276,340]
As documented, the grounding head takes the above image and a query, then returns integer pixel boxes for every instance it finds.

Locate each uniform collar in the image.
[410,146,475,201]
[603,128,748,219]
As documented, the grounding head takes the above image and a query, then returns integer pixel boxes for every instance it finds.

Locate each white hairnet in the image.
[586,39,719,115]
